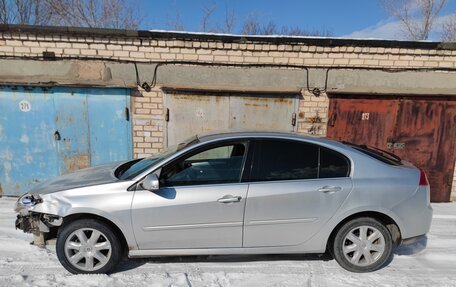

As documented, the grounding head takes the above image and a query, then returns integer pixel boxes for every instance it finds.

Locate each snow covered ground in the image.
[0,197,455,287]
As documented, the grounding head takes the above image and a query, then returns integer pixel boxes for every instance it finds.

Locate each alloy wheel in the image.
[64,228,112,272]
[342,225,386,267]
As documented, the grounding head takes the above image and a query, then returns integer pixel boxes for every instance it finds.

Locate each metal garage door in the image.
[165,92,298,146]
[327,95,456,202]
[0,86,132,196]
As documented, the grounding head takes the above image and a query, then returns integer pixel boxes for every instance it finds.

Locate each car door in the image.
[131,141,250,250]
[243,139,353,247]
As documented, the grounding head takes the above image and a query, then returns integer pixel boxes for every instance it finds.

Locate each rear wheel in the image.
[56,219,122,274]
[332,217,393,272]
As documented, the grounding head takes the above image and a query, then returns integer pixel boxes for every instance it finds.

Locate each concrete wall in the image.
[1,27,456,199]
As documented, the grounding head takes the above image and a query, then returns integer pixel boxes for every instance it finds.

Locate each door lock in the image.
[54,130,61,141]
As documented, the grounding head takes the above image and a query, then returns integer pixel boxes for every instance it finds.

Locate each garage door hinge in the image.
[165,108,170,122]
[291,112,297,127]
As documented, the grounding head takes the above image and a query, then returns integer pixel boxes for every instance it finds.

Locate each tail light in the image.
[419,169,429,186]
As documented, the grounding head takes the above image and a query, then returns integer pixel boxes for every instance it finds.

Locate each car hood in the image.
[28,161,125,195]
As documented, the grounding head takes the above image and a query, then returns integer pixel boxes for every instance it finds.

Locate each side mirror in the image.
[140,173,160,191]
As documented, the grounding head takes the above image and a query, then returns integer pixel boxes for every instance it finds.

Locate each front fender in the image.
[63,207,138,250]
[28,189,138,250]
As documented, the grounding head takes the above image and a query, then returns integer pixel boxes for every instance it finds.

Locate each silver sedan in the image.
[15,132,432,274]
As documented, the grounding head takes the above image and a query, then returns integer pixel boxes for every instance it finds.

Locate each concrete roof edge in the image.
[1,24,456,50]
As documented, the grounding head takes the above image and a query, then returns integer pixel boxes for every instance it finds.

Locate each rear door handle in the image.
[318,186,342,194]
[217,195,242,203]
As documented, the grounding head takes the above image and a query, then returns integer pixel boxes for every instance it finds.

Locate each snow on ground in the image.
[0,197,455,287]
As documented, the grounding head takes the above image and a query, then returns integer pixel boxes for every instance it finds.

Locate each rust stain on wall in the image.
[327,95,456,202]
[63,154,90,173]
[245,103,269,107]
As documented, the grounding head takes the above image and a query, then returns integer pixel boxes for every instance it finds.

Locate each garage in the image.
[326,95,456,202]
[0,86,133,196]
[164,91,299,146]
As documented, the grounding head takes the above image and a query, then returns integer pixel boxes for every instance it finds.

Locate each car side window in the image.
[251,140,319,181]
[160,143,246,187]
[319,147,350,178]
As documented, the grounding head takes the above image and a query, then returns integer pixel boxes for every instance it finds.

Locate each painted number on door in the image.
[19,100,31,112]
[361,112,369,120]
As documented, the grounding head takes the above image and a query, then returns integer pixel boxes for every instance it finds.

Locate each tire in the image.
[332,217,393,273]
[56,219,122,274]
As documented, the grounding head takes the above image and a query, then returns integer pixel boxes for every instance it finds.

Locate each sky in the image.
[138,0,456,40]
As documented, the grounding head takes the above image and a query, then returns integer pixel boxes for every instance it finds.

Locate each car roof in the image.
[196,130,345,147]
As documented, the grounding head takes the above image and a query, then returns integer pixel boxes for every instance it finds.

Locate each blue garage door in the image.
[0,86,132,196]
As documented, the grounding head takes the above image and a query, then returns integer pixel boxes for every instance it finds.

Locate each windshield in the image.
[117,135,199,180]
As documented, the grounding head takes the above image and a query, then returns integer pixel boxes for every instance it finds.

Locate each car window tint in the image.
[252,140,318,181]
[319,148,350,178]
[188,145,234,160]
[160,143,246,187]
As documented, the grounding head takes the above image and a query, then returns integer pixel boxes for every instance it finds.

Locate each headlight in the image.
[15,193,42,213]
[20,194,34,205]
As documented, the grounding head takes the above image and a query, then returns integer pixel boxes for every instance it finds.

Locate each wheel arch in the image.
[326,211,402,252]
[61,213,129,255]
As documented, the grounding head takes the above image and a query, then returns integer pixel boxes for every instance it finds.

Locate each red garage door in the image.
[327,95,456,202]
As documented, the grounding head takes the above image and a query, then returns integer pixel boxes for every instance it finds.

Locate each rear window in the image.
[251,140,319,181]
[319,147,350,178]
[250,140,350,182]
[345,142,402,166]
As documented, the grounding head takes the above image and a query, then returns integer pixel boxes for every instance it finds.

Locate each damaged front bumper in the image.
[15,213,54,234]
[15,214,38,234]
[15,194,64,247]
[15,213,63,247]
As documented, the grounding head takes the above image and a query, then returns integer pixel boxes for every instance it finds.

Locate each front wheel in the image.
[332,217,393,272]
[56,219,122,274]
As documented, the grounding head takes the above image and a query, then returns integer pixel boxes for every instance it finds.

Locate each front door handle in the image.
[318,186,342,194]
[217,195,242,203]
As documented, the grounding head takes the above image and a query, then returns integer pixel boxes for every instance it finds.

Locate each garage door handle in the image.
[217,195,242,203]
[318,186,342,194]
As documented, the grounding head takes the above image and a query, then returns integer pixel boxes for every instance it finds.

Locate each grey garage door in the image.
[165,92,299,146]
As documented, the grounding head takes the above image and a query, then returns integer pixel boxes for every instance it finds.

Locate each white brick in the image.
[73,43,88,49]
[6,40,22,46]
[80,49,97,55]
[14,47,30,53]
[64,48,80,55]
[97,50,114,56]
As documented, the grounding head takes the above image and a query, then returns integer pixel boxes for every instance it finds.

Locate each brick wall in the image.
[2,34,456,68]
[130,88,165,158]
[1,32,456,147]
[1,30,455,157]
[1,28,456,200]
[297,91,329,137]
